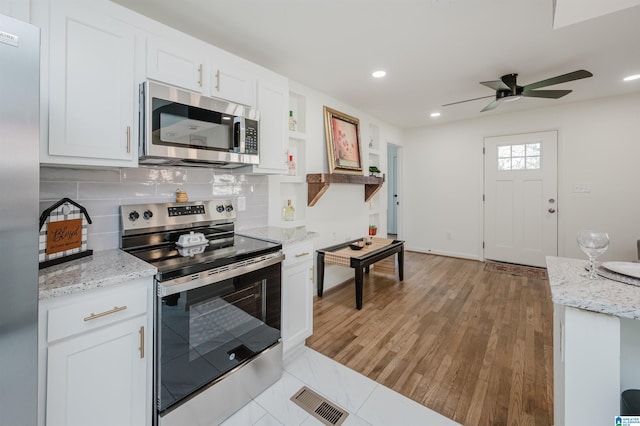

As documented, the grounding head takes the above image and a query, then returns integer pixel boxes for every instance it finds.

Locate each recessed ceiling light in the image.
[372,70,386,78]
[623,74,640,82]
[430,112,441,118]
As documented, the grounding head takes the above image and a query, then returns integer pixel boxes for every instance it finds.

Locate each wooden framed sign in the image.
[39,198,92,269]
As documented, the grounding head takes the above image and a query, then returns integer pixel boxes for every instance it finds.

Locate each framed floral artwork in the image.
[323,106,363,174]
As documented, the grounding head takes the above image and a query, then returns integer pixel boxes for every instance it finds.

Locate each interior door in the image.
[483,131,558,267]
[387,144,398,234]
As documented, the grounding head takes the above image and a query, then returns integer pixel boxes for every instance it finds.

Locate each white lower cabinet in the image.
[282,241,314,356]
[39,278,152,426]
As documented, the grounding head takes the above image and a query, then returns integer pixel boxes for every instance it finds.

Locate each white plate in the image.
[601,261,640,279]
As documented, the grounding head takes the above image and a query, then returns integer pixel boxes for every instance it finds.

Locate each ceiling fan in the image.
[443,69,593,112]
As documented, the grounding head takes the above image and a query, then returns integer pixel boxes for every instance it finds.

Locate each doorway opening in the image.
[387,143,401,239]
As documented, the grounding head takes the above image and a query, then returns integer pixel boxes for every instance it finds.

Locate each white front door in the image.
[483,131,558,267]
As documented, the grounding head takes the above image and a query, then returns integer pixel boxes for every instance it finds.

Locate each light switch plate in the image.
[573,184,591,193]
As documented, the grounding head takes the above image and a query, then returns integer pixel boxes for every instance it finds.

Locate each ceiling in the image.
[113,0,640,129]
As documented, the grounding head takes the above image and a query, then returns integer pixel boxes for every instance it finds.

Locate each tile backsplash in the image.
[39,166,269,251]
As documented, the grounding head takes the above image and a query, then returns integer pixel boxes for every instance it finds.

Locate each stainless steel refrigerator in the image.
[0,13,40,426]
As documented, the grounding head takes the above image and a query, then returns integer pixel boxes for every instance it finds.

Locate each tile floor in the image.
[221,346,460,426]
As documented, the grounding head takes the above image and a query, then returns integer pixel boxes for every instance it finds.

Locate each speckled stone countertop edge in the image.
[236,226,319,245]
[546,256,640,320]
[39,249,157,300]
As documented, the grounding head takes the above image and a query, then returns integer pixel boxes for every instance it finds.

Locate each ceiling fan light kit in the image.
[444,69,593,112]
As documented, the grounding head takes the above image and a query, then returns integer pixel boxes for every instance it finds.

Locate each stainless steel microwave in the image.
[139,80,260,168]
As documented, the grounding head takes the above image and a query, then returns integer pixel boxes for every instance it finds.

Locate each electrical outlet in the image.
[237,196,246,211]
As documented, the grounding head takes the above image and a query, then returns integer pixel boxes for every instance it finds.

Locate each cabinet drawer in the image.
[283,242,313,269]
[47,285,147,343]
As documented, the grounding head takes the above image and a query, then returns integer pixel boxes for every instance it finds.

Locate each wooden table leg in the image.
[398,246,404,281]
[355,267,364,310]
[317,252,325,297]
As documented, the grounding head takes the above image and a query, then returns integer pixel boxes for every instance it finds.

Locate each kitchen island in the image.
[546,256,640,425]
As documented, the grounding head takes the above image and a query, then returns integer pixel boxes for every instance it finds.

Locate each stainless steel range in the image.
[120,200,284,426]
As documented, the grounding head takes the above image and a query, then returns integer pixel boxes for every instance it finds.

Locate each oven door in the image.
[156,261,281,415]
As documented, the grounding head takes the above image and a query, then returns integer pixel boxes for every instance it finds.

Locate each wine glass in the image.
[577,230,610,279]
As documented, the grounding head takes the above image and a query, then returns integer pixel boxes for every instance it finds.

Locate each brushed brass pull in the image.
[215,69,220,91]
[126,126,131,153]
[139,326,145,359]
[295,252,310,258]
[84,305,127,322]
[198,64,203,87]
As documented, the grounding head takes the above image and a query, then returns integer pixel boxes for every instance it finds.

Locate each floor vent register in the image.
[290,386,349,426]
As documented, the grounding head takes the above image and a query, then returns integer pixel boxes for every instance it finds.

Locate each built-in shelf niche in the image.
[288,91,306,134]
[368,123,380,151]
[306,173,384,206]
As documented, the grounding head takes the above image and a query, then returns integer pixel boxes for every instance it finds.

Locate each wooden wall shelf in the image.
[306,173,385,206]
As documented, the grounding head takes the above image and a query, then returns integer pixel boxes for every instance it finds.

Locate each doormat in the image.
[484,261,548,280]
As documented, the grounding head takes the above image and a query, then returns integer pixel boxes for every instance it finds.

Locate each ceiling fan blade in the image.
[523,69,593,91]
[480,80,510,91]
[523,89,572,99]
[481,100,499,112]
[442,95,495,107]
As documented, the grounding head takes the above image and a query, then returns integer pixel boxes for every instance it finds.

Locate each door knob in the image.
[548,208,556,213]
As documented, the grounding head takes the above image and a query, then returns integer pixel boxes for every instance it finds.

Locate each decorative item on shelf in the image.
[288,110,297,131]
[323,105,363,175]
[283,200,295,221]
[368,166,381,177]
[38,198,93,269]
[288,154,296,176]
[368,225,377,236]
[176,189,188,203]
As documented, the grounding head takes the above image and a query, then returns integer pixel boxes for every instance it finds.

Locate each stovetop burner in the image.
[120,200,282,281]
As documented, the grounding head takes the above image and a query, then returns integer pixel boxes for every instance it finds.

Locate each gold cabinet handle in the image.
[215,69,220,91]
[198,64,203,87]
[84,305,127,322]
[139,326,145,359]
[295,252,310,258]
[126,126,131,153]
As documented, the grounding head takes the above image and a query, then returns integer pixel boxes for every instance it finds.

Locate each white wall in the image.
[403,92,640,262]
[288,80,404,290]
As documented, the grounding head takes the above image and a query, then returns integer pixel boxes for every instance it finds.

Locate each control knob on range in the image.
[143,210,153,220]
[225,205,234,213]
[216,205,225,213]
[128,210,140,221]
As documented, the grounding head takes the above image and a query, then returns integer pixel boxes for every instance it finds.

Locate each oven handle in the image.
[157,251,285,297]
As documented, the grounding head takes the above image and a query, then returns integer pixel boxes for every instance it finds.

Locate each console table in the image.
[316,238,404,309]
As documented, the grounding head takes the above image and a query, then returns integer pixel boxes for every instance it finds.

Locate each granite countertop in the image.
[546,256,640,320]
[39,249,157,300]
[236,226,319,245]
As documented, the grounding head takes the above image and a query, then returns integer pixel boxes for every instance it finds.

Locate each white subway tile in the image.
[79,182,156,199]
[40,166,120,182]
[40,181,78,200]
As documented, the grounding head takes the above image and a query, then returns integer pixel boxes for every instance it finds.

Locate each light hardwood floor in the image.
[306,251,553,426]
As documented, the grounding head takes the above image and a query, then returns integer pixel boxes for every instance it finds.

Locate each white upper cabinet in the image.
[251,72,288,174]
[146,35,206,93]
[0,0,29,20]
[45,0,137,167]
[145,33,256,107]
[210,56,256,107]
